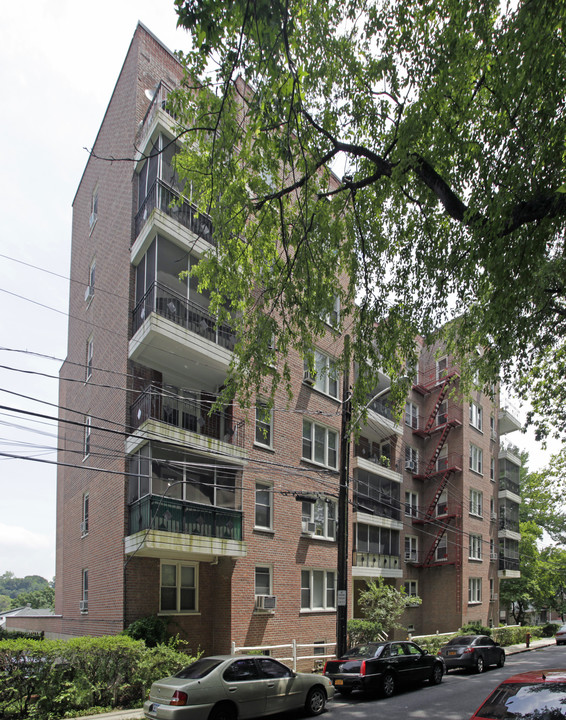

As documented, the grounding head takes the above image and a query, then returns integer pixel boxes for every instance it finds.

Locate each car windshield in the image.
[446,636,475,646]
[343,644,385,659]
[175,658,223,679]
[475,682,566,719]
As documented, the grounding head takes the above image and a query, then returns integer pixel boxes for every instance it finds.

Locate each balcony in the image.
[353,493,402,523]
[352,551,402,578]
[135,179,215,246]
[138,81,175,149]
[358,391,403,443]
[498,556,520,579]
[130,384,245,449]
[498,401,522,436]
[125,495,246,560]
[499,476,521,503]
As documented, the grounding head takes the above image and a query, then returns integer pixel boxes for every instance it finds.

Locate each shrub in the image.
[123,616,169,647]
[346,619,385,646]
[459,622,492,636]
[541,623,560,638]
[412,634,458,655]
[492,625,542,646]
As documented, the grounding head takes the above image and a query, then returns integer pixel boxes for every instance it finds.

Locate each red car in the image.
[470,669,566,719]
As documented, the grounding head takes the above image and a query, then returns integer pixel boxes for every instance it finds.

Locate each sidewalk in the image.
[73,638,558,720]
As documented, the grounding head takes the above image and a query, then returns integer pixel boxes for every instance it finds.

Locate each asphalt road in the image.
[326,644,566,720]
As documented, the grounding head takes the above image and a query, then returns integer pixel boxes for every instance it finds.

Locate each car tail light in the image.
[463,648,474,654]
[170,691,188,706]
[323,661,328,673]
[360,661,366,676]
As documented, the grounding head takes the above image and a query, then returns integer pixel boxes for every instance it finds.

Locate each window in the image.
[81,569,88,612]
[89,186,98,231]
[302,419,338,469]
[304,350,339,399]
[469,534,483,560]
[470,403,483,431]
[470,444,483,474]
[160,562,197,613]
[405,491,419,518]
[437,356,448,380]
[86,336,93,381]
[469,577,482,604]
[405,446,418,472]
[85,259,95,302]
[255,566,272,596]
[490,457,495,481]
[470,489,483,517]
[490,538,496,559]
[436,446,448,472]
[405,535,418,562]
[490,414,496,440]
[300,569,336,610]
[255,482,272,530]
[405,402,418,429]
[81,493,89,536]
[437,490,448,516]
[326,296,340,327]
[436,533,448,561]
[437,401,448,426]
[302,499,337,540]
[355,524,400,557]
[255,401,273,448]
[84,415,91,458]
[404,580,419,598]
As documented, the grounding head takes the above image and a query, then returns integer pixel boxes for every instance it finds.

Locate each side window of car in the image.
[257,658,292,678]
[224,659,260,681]
[390,643,405,656]
[405,643,421,656]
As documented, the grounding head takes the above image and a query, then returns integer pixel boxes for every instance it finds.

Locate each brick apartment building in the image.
[8,23,521,651]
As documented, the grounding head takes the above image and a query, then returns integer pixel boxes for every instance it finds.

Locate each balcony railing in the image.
[132,281,236,351]
[135,178,214,245]
[128,495,242,540]
[365,394,396,422]
[353,551,401,570]
[130,383,245,448]
[353,493,401,521]
[499,477,520,496]
[140,80,174,133]
[499,518,520,533]
[499,557,520,572]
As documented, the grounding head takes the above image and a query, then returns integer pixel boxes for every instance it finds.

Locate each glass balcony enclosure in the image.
[354,468,401,521]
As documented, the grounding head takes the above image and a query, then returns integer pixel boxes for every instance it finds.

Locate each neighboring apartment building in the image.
[9,24,521,648]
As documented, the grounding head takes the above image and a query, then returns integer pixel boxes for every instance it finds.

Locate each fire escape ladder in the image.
[423,423,451,476]
[423,470,452,521]
[420,524,449,567]
[423,374,455,434]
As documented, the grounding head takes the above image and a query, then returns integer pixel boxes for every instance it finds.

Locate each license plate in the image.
[334,679,344,686]
[448,651,457,656]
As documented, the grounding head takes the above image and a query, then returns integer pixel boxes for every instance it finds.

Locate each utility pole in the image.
[336,334,351,658]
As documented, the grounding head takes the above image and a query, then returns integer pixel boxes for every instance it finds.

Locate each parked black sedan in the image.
[323,640,444,698]
[437,635,505,673]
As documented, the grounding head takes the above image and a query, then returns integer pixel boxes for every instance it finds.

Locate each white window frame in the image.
[469,533,483,561]
[490,456,495,481]
[470,443,483,475]
[302,498,337,540]
[437,490,448,516]
[327,296,340,327]
[437,400,448,426]
[300,569,336,611]
[405,402,418,429]
[468,577,482,604]
[81,569,88,612]
[470,489,483,518]
[304,350,339,399]
[437,356,448,381]
[405,491,419,517]
[436,534,448,561]
[82,493,89,536]
[86,336,94,381]
[160,561,198,614]
[469,402,483,431]
[404,580,419,598]
[255,401,273,448]
[255,482,273,531]
[254,565,273,596]
[302,419,338,469]
[89,185,98,232]
[84,415,92,458]
[405,445,418,471]
[405,535,418,562]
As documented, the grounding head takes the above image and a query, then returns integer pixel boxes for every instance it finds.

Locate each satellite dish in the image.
[145,88,155,101]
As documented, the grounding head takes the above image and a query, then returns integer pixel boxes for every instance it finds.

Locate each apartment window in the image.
[490,457,495,481]
[405,535,418,562]
[405,402,418,429]
[436,534,448,561]
[437,401,448,426]
[490,538,496,559]
[255,401,273,448]
[302,499,337,540]
[89,185,98,231]
[469,577,482,604]
[356,524,400,557]
[84,415,92,458]
[470,489,483,517]
[255,566,272,596]
[326,296,340,327]
[405,491,419,518]
[405,446,418,472]
[81,493,89,536]
[255,482,272,530]
[437,356,448,380]
[470,443,483,474]
[490,414,496,440]
[437,446,448,472]
[300,569,336,611]
[304,350,339,399]
[469,534,483,560]
[81,569,88,612]
[86,336,94,381]
[160,562,197,613]
[85,259,95,303]
[437,490,448,516]
[404,580,419,598]
[302,419,338,469]
[470,403,483,431]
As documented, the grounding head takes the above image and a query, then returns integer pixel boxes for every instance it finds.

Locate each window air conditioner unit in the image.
[405,552,416,562]
[80,521,88,535]
[84,285,94,302]
[255,595,276,611]
[79,600,88,612]
[490,593,498,601]
[302,520,316,534]
[303,369,315,385]
[405,461,415,472]
[490,552,498,560]
[491,512,497,521]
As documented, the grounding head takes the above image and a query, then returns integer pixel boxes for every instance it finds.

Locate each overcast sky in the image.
[0,1,561,583]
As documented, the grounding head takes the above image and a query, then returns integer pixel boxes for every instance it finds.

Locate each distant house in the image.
[2,604,54,632]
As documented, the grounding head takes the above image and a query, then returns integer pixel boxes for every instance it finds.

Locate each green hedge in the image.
[414,625,544,655]
[0,635,196,719]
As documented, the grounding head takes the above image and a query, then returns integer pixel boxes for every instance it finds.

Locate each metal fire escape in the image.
[410,368,463,568]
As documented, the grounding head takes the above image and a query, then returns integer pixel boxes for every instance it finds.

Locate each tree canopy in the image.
[171,0,566,427]
[519,449,566,545]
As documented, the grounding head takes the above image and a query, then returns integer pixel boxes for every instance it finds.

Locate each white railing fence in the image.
[230,640,337,672]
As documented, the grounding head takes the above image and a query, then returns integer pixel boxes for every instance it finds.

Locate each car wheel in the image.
[382,671,396,698]
[305,686,327,716]
[475,656,485,674]
[208,702,236,720]
[497,651,505,668]
[430,663,443,685]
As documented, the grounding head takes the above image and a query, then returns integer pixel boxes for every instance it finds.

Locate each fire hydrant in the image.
[526,632,531,648]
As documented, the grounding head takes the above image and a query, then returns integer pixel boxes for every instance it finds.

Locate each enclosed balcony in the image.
[498,539,520,578]
[353,468,402,523]
[352,524,402,578]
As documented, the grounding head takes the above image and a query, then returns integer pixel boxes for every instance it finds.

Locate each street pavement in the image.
[73,637,557,720]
